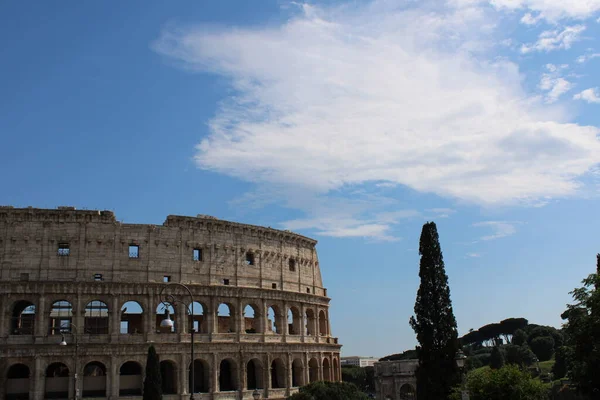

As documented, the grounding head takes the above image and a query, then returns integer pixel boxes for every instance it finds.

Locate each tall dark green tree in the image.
[490,346,505,369]
[410,222,460,400]
[143,345,162,400]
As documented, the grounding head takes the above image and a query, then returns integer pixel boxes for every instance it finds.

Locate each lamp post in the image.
[159,283,196,400]
[455,350,468,400]
[59,323,80,400]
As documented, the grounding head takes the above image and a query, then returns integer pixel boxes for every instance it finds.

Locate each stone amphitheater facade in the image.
[0,206,341,400]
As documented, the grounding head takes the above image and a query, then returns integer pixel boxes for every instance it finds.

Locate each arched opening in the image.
[243,304,260,333]
[10,301,35,335]
[287,306,301,335]
[333,358,340,382]
[156,303,176,333]
[399,384,416,399]
[267,305,282,334]
[82,362,106,398]
[48,300,73,335]
[119,361,143,396]
[217,303,235,333]
[188,302,206,333]
[160,360,178,394]
[45,363,69,399]
[219,359,237,392]
[305,309,315,336]
[84,300,109,334]
[189,359,210,393]
[323,358,331,381]
[292,358,304,387]
[308,358,319,383]
[6,364,30,400]
[318,310,328,336]
[246,359,263,390]
[271,358,286,389]
[121,301,143,334]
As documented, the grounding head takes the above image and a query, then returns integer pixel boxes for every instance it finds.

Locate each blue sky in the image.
[1,0,600,357]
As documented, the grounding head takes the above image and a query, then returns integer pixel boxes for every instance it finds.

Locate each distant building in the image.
[341,356,379,368]
[374,359,417,399]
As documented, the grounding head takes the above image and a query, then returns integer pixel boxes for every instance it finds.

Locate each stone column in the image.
[239,352,246,393]
[300,304,306,340]
[177,302,187,334]
[109,355,118,399]
[0,296,7,338]
[326,309,332,337]
[237,298,244,335]
[264,353,272,398]
[285,353,292,397]
[304,352,310,385]
[146,293,155,335]
[318,353,323,381]
[32,356,43,400]
[35,296,47,340]
[211,353,218,394]
[180,352,188,395]
[110,295,120,339]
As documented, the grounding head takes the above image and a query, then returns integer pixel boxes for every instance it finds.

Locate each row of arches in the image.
[10,299,329,336]
[4,357,339,398]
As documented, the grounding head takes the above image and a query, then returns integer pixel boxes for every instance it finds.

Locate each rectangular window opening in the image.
[193,248,202,261]
[94,273,103,281]
[223,279,230,285]
[163,275,171,283]
[272,283,277,289]
[58,243,70,256]
[129,244,139,258]
[307,287,311,293]
[245,252,255,266]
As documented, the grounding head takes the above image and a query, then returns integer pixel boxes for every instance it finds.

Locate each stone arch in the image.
[318,310,328,336]
[189,301,206,333]
[246,358,264,389]
[305,309,316,336]
[160,360,178,394]
[271,358,286,389]
[156,303,176,333]
[333,358,340,382]
[292,358,304,387]
[48,300,73,335]
[6,363,30,400]
[308,358,319,383]
[287,306,301,335]
[45,363,69,399]
[84,300,109,335]
[121,301,144,334]
[189,359,210,394]
[82,361,107,398]
[217,303,235,333]
[218,358,237,392]
[267,305,283,334]
[119,361,143,396]
[243,303,260,333]
[323,358,331,381]
[10,300,35,336]
[399,383,416,399]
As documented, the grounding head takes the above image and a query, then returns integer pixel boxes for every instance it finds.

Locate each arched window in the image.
[292,358,304,387]
[217,303,235,333]
[267,306,282,334]
[119,361,142,396]
[219,359,237,391]
[305,309,315,336]
[399,384,416,399]
[11,301,35,335]
[49,300,73,335]
[287,306,301,335]
[189,359,210,393]
[121,301,143,334]
[318,310,328,336]
[188,302,205,333]
[323,358,331,381]
[308,358,319,383]
[45,363,69,399]
[271,358,286,389]
[6,364,30,400]
[84,301,109,334]
[243,304,260,333]
[246,359,264,389]
[156,303,176,333]
[83,362,106,398]
[160,360,177,394]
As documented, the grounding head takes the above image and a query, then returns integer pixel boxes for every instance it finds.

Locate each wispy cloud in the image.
[427,208,457,218]
[573,88,600,103]
[154,1,600,238]
[490,0,600,21]
[539,64,573,103]
[576,53,600,63]
[472,221,519,241]
[466,252,482,258]
[521,25,586,53]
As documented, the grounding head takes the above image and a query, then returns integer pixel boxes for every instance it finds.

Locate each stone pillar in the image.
[177,302,187,334]
[304,352,310,385]
[74,294,84,333]
[35,296,47,340]
[318,353,323,381]
[211,353,218,394]
[326,309,332,337]
[237,298,244,335]
[33,356,43,400]
[285,353,292,397]
[109,355,118,399]
[282,302,288,341]
[111,296,120,338]
[239,352,246,392]
[0,296,7,338]
[265,353,272,398]
[300,304,306,340]
[146,294,155,335]
[180,352,188,395]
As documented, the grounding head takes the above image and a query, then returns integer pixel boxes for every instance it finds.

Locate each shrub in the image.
[490,346,505,369]
[288,381,369,400]
[530,336,555,361]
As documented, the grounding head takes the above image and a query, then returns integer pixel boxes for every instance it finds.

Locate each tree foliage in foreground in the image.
[143,345,162,400]
[410,222,460,400]
[490,346,505,369]
[451,364,548,400]
[287,381,368,400]
[341,366,375,392]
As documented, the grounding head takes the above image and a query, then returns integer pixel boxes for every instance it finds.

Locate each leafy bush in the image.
[512,329,528,346]
[552,346,573,380]
[288,381,369,400]
[490,346,505,369]
[530,336,555,361]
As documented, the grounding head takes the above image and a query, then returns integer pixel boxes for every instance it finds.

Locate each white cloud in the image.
[576,53,600,63]
[154,1,600,237]
[490,0,600,21]
[472,221,519,240]
[427,208,457,218]
[538,64,573,103]
[573,88,600,103]
[466,252,482,258]
[520,12,542,25]
[521,25,586,53]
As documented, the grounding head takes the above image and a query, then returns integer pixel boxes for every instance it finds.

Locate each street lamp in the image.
[252,388,261,400]
[59,323,80,400]
[159,283,196,400]
[455,350,469,400]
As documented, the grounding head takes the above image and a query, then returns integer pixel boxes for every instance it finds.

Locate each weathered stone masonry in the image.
[0,206,342,400]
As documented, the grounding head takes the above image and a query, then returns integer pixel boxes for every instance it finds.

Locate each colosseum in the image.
[0,206,341,400]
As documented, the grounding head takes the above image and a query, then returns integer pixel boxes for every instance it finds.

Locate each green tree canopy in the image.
[490,346,505,369]
[287,381,368,400]
[530,336,555,361]
[512,329,528,346]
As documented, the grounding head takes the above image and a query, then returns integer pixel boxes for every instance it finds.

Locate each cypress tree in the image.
[143,345,162,400]
[409,222,460,400]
